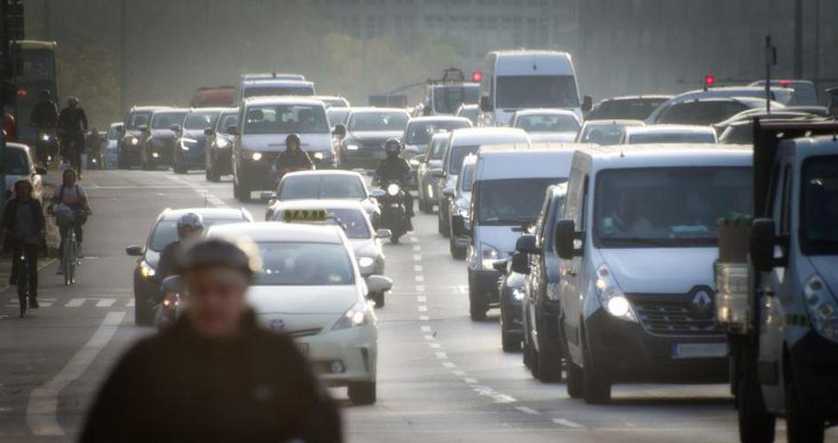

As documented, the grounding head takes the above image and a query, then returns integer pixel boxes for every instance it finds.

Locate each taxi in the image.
[206,222,391,405]
[269,199,391,307]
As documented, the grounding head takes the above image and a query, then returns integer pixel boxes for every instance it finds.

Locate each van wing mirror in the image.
[750,218,781,272]
[480,96,493,112]
[555,219,581,259]
[515,234,540,255]
[510,252,530,275]
[125,245,144,256]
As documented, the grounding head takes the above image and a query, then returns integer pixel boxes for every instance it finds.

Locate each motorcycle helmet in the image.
[286,133,301,151]
[177,212,205,239]
[384,138,402,158]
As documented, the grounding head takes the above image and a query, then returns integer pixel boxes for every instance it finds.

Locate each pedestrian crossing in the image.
[4,297,134,309]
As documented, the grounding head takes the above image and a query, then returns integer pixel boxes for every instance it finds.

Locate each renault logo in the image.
[690,288,714,318]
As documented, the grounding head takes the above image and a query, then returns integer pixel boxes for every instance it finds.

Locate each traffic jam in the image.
[3,12,838,441]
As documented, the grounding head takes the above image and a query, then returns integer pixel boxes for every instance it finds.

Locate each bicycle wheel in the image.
[63,235,74,286]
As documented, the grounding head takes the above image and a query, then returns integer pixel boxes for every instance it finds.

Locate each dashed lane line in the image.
[552,418,585,429]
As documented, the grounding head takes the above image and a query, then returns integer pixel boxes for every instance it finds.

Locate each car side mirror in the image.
[555,219,581,259]
[35,166,47,175]
[750,218,780,272]
[480,96,493,112]
[204,128,213,136]
[431,168,445,178]
[582,95,593,112]
[492,258,509,273]
[510,252,531,275]
[376,229,392,239]
[125,245,143,256]
[366,275,393,294]
[515,234,540,255]
[161,275,182,294]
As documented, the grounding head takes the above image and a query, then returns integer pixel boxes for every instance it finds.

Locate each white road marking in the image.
[417,305,428,312]
[27,311,126,436]
[463,377,478,384]
[415,275,424,282]
[415,285,425,292]
[441,361,456,369]
[424,335,434,341]
[414,265,423,272]
[412,245,422,252]
[429,343,441,349]
[125,299,135,308]
[95,299,116,308]
[416,295,427,302]
[552,418,584,429]
[418,315,429,321]
[452,370,465,376]
[434,352,448,359]
[420,325,432,333]
[516,406,541,415]
[413,254,422,261]
[65,298,85,307]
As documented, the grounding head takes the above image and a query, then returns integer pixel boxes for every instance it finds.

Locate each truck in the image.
[715,119,838,443]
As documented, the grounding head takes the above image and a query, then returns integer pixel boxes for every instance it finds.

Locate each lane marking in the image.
[415,275,424,282]
[423,334,434,341]
[451,370,466,376]
[95,299,116,308]
[441,361,456,369]
[417,305,428,312]
[552,418,584,429]
[414,265,423,272]
[65,298,85,308]
[463,377,478,384]
[412,245,422,252]
[413,254,422,261]
[516,406,541,415]
[429,343,441,349]
[415,285,425,292]
[418,315,430,321]
[416,295,427,303]
[27,311,126,436]
[420,325,432,333]
[434,351,448,360]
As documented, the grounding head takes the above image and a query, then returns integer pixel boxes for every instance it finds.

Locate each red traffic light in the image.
[471,70,483,82]
[704,74,716,89]
[16,88,27,97]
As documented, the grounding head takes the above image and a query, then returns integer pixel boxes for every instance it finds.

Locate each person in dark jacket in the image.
[57,96,88,174]
[30,89,59,131]
[273,133,313,185]
[80,238,342,443]
[156,212,204,282]
[374,138,415,226]
[2,180,45,309]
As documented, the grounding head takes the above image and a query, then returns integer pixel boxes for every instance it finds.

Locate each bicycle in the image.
[55,209,80,286]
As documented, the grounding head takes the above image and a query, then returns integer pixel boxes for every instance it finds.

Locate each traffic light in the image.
[704,73,716,90]
[471,70,483,83]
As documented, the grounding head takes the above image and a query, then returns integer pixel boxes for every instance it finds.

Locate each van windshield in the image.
[801,156,838,255]
[496,75,579,109]
[244,104,329,134]
[477,178,565,225]
[595,167,751,247]
[446,145,479,174]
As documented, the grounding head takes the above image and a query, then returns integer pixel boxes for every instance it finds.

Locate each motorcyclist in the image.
[80,238,342,443]
[157,212,205,281]
[374,138,414,230]
[58,96,89,175]
[273,133,313,185]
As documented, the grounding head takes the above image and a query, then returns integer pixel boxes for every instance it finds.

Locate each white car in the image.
[267,170,381,224]
[4,143,46,202]
[510,109,581,143]
[206,222,391,405]
[620,124,718,144]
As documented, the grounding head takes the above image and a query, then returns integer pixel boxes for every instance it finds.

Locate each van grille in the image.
[629,295,721,337]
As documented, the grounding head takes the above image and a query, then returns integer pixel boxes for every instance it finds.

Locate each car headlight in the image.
[332,300,375,330]
[387,183,401,196]
[139,260,156,278]
[512,287,525,302]
[41,133,50,141]
[129,137,139,146]
[481,243,501,270]
[345,143,360,151]
[594,264,637,322]
[313,152,325,160]
[409,158,420,168]
[216,137,230,149]
[803,274,838,343]
[358,256,375,269]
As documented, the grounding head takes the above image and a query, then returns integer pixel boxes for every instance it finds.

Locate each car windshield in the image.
[514,114,580,133]
[217,113,239,134]
[446,144,479,174]
[151,112,186,130]
[255,242,354,286]
[589,98,668,120]
[627,132,715,144]
[244,104,329,134]
[184,112,220,130]
[496,75,579,109]
[405,120,470,145]
[579,123,634,145]
[595,167,752,247]
[279,175,367,200]
[348,112,409,132]
[243,85,314,97]
[327,108,350,126]
[657,101,749,125]
[801,155,838,255]
[148,218,241,252]
[127,111,151,129]
[477,178,565,225]
[5,148,30,175]
[432,85,480,114]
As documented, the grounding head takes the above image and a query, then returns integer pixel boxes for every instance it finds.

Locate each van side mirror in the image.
[366,275,393,294]
[750,218,781,272]
[582,96,593,113]
[555,219,581,259]
[515,234,540,255]
[480,96,493,112]
[510,252,530,275]
[125,245,143,256]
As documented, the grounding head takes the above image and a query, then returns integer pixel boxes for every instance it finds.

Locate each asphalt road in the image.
[1,169,835,443]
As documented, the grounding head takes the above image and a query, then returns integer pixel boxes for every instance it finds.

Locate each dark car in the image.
[518,184,567,383]
[118,106,171,169]
[496,257,528,353]
[585,95,671,121]
[652,97,780,126]
[205,108,239,181]
[338,108,410,169]
[172,108,224,173]
[125,207,253,325]
[141,108,188,170]
[402,116,472,187]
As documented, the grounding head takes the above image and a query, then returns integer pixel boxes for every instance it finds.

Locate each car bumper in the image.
[301,324,377,385]
[237,158,275,191]
[789,331,838,418]
[340,149,385,169]
[585,309,728,383]
[470,269,501,305]
[208,148,233,173]
[500,283,524,334]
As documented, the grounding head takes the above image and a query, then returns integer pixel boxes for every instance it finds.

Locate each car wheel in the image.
[785,371,821,443]
[534,315,563,383]
[566,360,584,399]
[449,230,466,260]
[500,300,521,352]
[735,354,775,443]
[467,270,487,321]
[235,181,251,202]
[581,330,611,404]
[438,208,450,238]
[348,381,376,405]
[134,294,153,326]
[371,291,385,308]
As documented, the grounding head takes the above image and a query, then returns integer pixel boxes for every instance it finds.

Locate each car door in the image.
[559,167,587,363]
[526,197,551,346]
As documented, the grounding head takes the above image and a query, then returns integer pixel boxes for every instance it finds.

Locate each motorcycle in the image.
[35,130,58,168]
[376,181,410,244]
[156,275,183,330]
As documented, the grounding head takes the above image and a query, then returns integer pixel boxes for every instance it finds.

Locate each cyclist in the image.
[57,96,89,175]
[80,238,342,442]
[52,168,91,273]
[1,180,46,309]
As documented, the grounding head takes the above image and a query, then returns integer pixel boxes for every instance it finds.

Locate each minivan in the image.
[465,147,573,320]
[555,145,752,404]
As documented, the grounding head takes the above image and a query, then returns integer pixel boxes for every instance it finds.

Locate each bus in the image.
[12,40,58,145]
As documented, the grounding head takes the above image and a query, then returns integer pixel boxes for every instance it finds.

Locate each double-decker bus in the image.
[12,40,58,144]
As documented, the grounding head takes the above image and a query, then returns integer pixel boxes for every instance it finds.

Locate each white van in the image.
[478,50,589,126]
[555,144,752,404]
[465,147,573,320]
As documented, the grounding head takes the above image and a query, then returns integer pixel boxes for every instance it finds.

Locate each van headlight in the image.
[216,137,230,149]
[803,274,838,343]
[358,256,375,269]
[313,152,325,160]
[595,264,637,322]
[129,137,139,146]
[481,243,501,270]
[139,260,156,278]
[332,300,375,330]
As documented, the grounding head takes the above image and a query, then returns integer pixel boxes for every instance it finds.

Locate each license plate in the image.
[672,343,727,359]
[297,342,309,356]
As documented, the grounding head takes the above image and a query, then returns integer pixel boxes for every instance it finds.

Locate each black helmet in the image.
[384,138,402,157]
[176,213,204,239]
[177,238,260,279]
[286,133,301,150]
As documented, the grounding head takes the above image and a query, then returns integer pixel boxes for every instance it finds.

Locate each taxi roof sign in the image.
[282,209,328,223]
